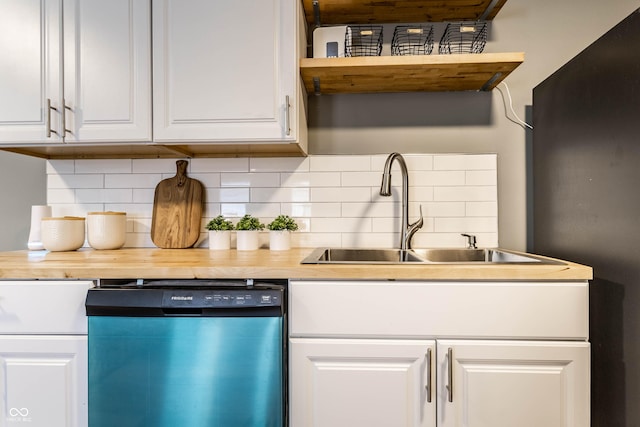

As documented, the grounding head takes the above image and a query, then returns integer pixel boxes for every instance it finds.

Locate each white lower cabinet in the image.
[290,338,589,427]
[290,338,436,427]
[437,340,590,427]
[0,280,92,427]
[0,336,87,427]
[289,280,590,427]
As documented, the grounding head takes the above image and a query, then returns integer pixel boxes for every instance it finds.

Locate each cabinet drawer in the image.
[290,280,588,340]
[0,281,93,334]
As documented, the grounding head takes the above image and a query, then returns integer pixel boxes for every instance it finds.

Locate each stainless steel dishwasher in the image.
[85,279,287,427]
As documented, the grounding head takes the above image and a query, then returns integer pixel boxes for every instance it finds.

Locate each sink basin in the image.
[411,248,557,263]
[301,247,562,265]
[301,248,424,264]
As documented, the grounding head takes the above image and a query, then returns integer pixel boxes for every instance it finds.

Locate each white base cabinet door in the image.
[0,336,88,427]
[152,0,300,143]
[437,340,590,427]
[290,338,436,427]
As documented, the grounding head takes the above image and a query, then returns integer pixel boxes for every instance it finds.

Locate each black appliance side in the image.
[532,8,640,427]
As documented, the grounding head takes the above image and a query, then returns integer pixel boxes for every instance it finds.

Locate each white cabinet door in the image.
[290,338,436,427]
[437,340,590,427]
[0,336,88,427]
[0,0,151,145]
[152,0,299,143]
[0,0,62,143]
[63,0,151,142]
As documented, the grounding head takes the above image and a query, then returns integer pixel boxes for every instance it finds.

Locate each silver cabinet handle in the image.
[425,348,432,403]
[447,347,453,402]
[62,99,72,137]
[46,98,58,137]
[284,95,291,136]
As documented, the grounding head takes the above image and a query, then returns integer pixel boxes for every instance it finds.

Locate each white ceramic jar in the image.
[87,211,127,250]
[41,217,86,252]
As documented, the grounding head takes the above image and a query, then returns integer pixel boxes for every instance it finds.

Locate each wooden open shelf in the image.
[300,52,524,94]
[303,0,509,25]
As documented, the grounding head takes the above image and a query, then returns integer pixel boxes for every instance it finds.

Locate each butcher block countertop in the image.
[0,248,592,281]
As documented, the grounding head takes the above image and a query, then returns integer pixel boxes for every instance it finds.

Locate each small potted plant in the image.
[235,214,265,250]
[267,215,298,251]
[205,215,234,250]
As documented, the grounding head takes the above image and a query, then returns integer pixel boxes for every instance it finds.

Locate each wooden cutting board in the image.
[151,160,204,248]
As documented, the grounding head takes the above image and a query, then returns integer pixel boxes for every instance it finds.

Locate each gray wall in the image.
[0,151,46,250]
[307,0,640,251]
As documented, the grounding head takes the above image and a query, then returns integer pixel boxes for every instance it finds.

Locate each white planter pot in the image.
[236,230,260,251]
[269,230,291,251]
[208,230,231,250]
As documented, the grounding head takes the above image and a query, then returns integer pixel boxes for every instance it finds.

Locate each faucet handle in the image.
[461,233,477,249]
[405,205,424,249]
[412,204,424,229]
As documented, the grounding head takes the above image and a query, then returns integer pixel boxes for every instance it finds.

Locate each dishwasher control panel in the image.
[162,289,282,308]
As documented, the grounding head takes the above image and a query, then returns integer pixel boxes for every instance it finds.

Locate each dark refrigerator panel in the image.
[532,8,640,427]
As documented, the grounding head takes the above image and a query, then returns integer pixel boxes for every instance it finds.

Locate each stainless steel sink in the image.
[301,247,562,265]
[302,248,425,264]
[411,248,553,263]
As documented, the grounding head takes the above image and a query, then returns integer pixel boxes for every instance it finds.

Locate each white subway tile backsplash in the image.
[76,188,133,204]
[434,186,497,202]
[313,187,371,203]
[208,188,250,203]
[434,217,498,233]
[250,157,309,172]
[434,154,496,171]
[310,155,370,172]
[411,170,465,186]
[341,202,397,218]
[188,173,221,188]
[46,154,498,248]
[341,171,381,187]
[466,170,497,186]
[221,173,279,188]
[311,217,372,233]
[466,201,498,217]
[47,188,76,204]
[281,172,341,188]
[48,174,104,189]
[75,159,132,174]
[251,187,310,203]
[132,189,155,203]
[281,202,341,218]
[371,154,434,172]
[105,174,162,188]
[190,158,249,173]
[47,160,76,174]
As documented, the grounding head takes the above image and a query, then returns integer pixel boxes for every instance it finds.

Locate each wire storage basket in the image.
[391,24,434,55]
[439,21,488,54]
[345,25,383,57]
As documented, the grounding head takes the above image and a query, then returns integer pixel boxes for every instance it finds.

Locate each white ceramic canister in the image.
[87,211,127,250]
[41,216,86,252]
[27,205,52,250]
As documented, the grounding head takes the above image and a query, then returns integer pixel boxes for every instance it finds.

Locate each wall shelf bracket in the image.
[312,77,321,95]
[479,0,502,20]
[312,0,321,27]
[480,72,502,91]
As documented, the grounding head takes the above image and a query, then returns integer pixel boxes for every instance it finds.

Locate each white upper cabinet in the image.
[0,0,151,145]
[63,0,151,142]
[0,0,62,143]
[152,0,301,143]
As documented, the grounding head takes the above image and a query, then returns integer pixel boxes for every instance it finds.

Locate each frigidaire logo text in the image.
[171,295,193,301]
